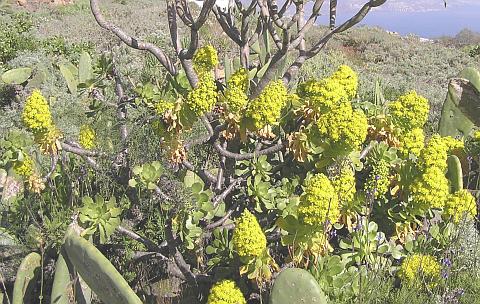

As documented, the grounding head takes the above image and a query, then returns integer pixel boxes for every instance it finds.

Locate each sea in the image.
[318,3,480,38]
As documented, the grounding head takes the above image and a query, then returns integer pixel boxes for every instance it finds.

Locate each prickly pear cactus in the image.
[446,155,463,193]
[12,252,41,304]
[50,250,92,304]
[439,67,480,138]
[63,231,142,304]
[269,268,328,304]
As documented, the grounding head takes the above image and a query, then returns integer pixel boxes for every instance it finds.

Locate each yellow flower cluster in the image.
[316,101,368,150]
[154,100,175,116]
[193,45,219,73]
[474,130,480,141]
[13,154,34,177]
[419,135,464,172]
[399,254,441,287]
[444,189,477,223]
[224,68,249,113]
[364,159,391,200]
[410,166,450,211]
[232,210,267,258]
[299,78,348,111]
[22,90,53,132]
[22,90,61,154]
[227,68,249,93]
[410,135,465,213]
[79,125,96,150]
[298,173,340,226]
[186,71,218,116]
[329,65,358,100]
[398,128,425,156]
[207,280,246,304]
[245,80,288,129]
[332,165,356,204]
[388,91,429,131]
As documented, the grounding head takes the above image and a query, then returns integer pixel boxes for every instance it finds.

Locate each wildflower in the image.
[22,90,53,132]
[316,101,368,151]
[298,174,340,227]
[443,189,477,223]
[193,45,218,73]
[186,71,218,116]
[207,280,246,304]
[388,91,429,131]
[154,100,175,116]
[399,254,441,287]
[245,80,288,129]
[232,210,267,258]
[298,78,348,112]
[398,128,425,156]
[410,166,450,212]
[419,135,464,172]
[329,65,358,100]
[79,125,96,150]
[13,154,34,177]
[227,68,249,93]
[474,130,480,141]
[331,165,356,204]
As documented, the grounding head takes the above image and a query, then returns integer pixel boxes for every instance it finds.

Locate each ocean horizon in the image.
[317,3,480,38]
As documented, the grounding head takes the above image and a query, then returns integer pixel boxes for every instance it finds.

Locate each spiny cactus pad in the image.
[269,268,328,304]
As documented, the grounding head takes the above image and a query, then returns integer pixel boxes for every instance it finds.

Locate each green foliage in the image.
[79,195,122,243]
[0,12,37,64]
[128,161,164,190]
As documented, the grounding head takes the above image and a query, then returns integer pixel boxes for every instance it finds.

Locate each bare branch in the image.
[90,0,177,75]
[61,142,99,157]
[205,202,238,230]
[213,178,244,206]
[213,139,286,160]
[117,226,167,252]
[167,0,182,54]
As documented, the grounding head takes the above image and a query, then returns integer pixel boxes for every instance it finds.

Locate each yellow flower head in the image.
[398,128,425,156]
[299,78,348,112]
[207,280,246,304]
[154,100,175,116]
[245,80,288,129]
[79,125,96,150]
[316,101,368,151]
[298,173,340,226]
[13,154,34,178]
[399,254,441,287]
[474,130,480,141]
[193,45,219,73]
[410,166,450,211]
[332,165,356,204]
[232,210,267,258]
[419,135,464,172]
[22,90,53,132]
[227,68,249,93]
[444,189,477,223]
[388,91,429,131]
[224,68,249,113]
[329,65,358,100]
[186,71,218,116]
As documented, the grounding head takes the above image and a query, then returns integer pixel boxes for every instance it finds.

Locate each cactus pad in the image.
[12,252,41,304]
[63,231,142,304]
[269,268,328,304]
